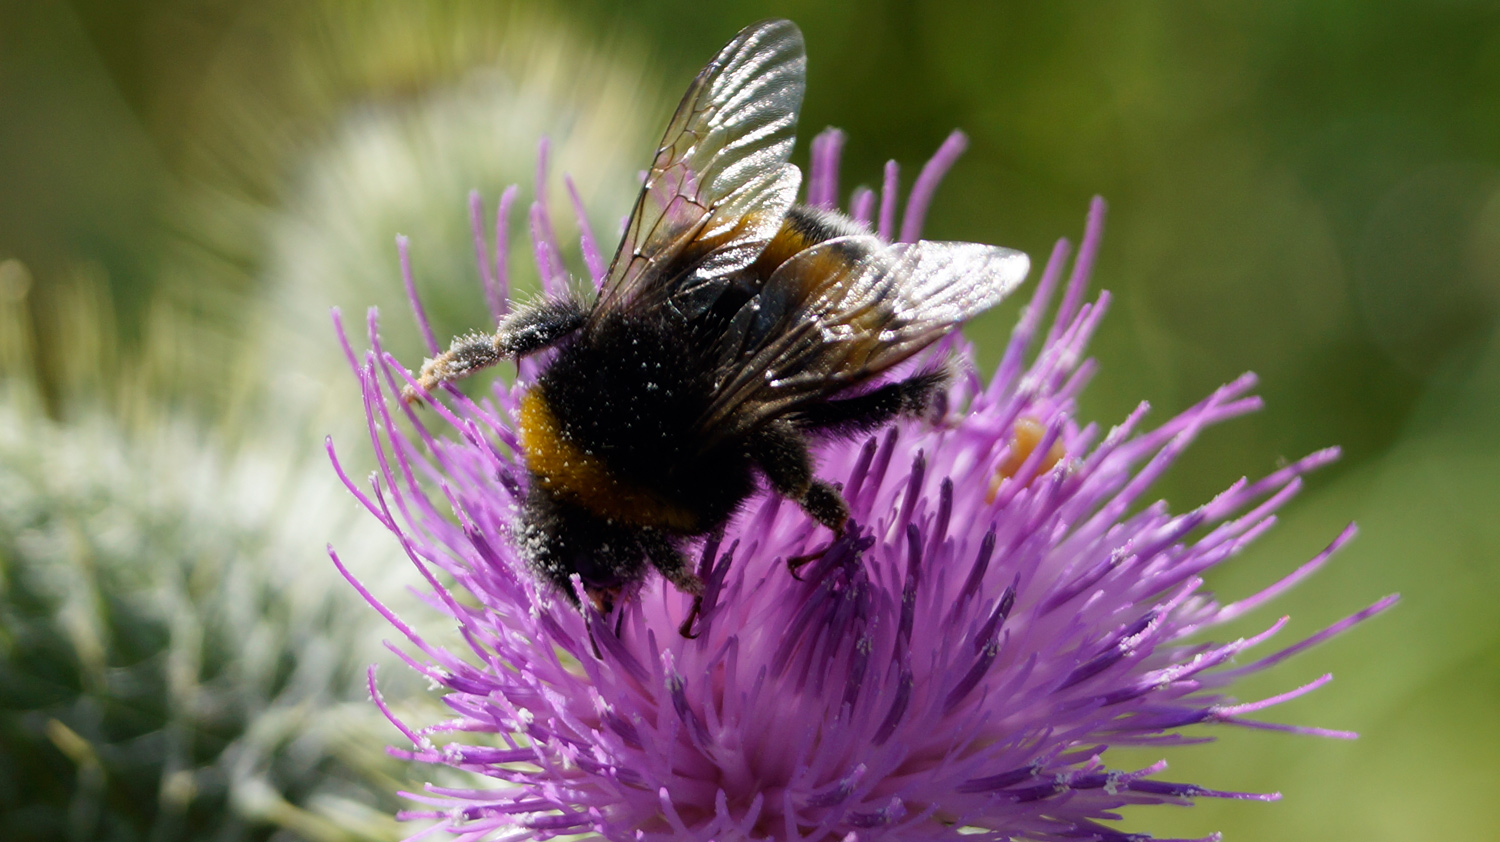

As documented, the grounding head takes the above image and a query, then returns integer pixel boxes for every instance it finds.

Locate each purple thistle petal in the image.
[993,237,1071,399]
[878,160,900,241]
[332,133,1390,842]
[808,128,847,210]
[849,187,876,226]
[398,235,440,356]
[1213,673,1336,717]
[366,665,425,748]
[493,185,519,318]
[1049,196,1108,349]
[565,175,607,286]
[530,202,564,296]
[532,137,560,251]
[1218,594,1399,680]
[1212,521,1357,624]
[899,130,967,244]
[469,189,496,313]
[529,137,569,296]
[330,306,360,372]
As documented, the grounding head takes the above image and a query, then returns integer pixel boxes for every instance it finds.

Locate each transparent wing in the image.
[590,19,805,323]
[702,236,1030,438]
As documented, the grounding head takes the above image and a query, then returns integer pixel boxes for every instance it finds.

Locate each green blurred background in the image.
[2,0,1497,839]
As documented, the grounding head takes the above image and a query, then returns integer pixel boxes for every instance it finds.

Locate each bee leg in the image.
[678,527,728,635]
[777,480,851,579]
[797,367,951,437]
[785,544,829,579]
[638,529,705,631]
[640,531,705,638]
[586,586,619,617]
[404,331,504,402]
[678,597,704,639]
[801,480,850,531]
[493,294,588,357]
[403,295,586,402]
[750,423,851,534]
[583,586,618,660]
[641,531,704,595]
[746,374,928,573]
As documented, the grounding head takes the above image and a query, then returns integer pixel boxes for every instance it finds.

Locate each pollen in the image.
[987,416,1066,503]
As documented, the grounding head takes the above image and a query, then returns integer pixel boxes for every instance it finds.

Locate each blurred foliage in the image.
[1,0,1497,839]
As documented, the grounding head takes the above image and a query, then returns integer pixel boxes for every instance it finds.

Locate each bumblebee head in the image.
[517,486,648,610]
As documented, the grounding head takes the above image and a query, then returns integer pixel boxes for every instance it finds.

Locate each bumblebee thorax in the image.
[517,387,701,532]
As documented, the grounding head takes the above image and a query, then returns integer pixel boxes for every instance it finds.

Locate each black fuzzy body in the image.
[509,206,949,605]
[408,21,1026,614]
[519,309,756,598]
[541,310,757,527]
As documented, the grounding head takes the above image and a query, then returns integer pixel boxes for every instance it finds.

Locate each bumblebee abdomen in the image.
[520,317,755,534]
[749,204,870,277]
[518,388,707,532]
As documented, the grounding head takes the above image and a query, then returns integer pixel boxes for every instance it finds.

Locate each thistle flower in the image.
[331,129,1393,842]
[0,392,412,841]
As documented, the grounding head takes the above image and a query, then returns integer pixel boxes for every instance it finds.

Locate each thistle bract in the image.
[331,129,1391,842]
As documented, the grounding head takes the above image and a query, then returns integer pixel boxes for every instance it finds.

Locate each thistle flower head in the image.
[331,129,1392,842]
[0,385,410,841]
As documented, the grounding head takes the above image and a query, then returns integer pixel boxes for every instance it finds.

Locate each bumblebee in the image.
[408,19,1029,613]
